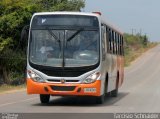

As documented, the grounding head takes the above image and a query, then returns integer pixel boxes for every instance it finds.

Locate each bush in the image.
[9,72,25,85]
[0,0,85,85]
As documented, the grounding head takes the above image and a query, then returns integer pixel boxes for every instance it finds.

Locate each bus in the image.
[24,12,124,104]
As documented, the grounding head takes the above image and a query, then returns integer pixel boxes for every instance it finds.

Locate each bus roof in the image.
[32,12,123,35]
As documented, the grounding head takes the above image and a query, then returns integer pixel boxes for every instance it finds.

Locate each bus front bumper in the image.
[27,78,101,96]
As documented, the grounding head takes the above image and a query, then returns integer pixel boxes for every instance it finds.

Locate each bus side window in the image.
[116,33,118,55]
[115,32,118,55]
[120,35,124,56]
[101,24,106,60]
[119,36,122,55]
[114,31,117,54]
[112,30,115,54]
[116,33,120,55]
[121,36,124,56]
[118,34,120,55]
[117,34,120,55]
[106,27,110,53]
[109,29,113,54]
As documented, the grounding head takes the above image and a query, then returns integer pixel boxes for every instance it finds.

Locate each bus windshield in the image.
[29,15,100,67]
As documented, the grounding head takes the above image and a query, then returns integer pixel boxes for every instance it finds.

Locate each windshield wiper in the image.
[66,28,84,42]
[46,28,61,49]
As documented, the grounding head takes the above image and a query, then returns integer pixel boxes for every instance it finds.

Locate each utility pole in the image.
[134,29,137,35]
[131,28,136,35]
[131,29,134,35]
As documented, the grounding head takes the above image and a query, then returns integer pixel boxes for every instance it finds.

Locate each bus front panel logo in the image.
[60,79,65,84]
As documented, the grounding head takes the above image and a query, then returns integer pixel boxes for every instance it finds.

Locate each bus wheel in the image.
[111,73,119,97]
[110,88,118,97]
[96,80,106,104]
[40,94,50,104]
[96,94,105,104]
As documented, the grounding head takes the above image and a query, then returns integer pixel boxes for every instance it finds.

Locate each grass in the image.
[124,43,158,67]
[0,84,26,94]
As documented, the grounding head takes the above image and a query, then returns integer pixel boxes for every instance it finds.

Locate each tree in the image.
[39,0,85,11]
[0,0,85,84]
[143,35,148,46]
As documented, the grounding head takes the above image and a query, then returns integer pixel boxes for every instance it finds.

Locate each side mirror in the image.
[21,25,29,42]
[20,25,29,51]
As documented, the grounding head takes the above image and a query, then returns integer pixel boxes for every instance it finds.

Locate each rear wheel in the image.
[110,88,118,97]
[40,94,50,104]
[96,94,105,104]
[110,72,119,97]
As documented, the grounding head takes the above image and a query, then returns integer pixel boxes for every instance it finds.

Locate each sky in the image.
[84,0,160,41]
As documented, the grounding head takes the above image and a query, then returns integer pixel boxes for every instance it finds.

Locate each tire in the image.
[96,79,107,104]
[110,88,118,97]
[111,72,119,97]
[40,94,50,104]
[96,94,105,104]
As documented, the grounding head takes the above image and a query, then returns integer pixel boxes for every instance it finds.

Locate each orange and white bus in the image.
[24,12,124,104]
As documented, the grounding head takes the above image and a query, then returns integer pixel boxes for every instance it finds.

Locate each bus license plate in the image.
[84,88,96,93]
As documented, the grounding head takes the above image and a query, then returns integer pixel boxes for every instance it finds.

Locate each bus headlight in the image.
[28,70,45,83]
[82,72,101,84]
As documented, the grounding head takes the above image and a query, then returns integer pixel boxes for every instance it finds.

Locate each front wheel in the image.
[96,94,105,104]
[96,80,106,104]
[40,94,50,104]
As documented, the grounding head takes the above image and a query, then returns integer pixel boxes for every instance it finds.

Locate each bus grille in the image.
[47,79,79,83]
[42,70,86,77]
[50,86,76,91]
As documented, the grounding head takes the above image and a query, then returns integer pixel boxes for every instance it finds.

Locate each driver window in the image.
[101,24,106,60]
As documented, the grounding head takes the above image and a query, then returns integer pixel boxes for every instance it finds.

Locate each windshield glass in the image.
[29,15,100,67]
[29,29,99,67]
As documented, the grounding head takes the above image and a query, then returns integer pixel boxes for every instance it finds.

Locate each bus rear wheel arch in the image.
[110,71,119,97]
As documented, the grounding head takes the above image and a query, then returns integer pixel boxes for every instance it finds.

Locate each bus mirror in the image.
[20,25,29,51]
[21,25,29,42]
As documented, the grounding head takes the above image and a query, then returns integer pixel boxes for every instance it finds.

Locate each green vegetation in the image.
[0,0,85,85]
[124,33,157,66]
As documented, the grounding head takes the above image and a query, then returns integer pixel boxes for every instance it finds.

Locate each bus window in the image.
[115,32,118,55]
[118,34,120,55]
[120,35,124,56]
[116,33,119,55]
[119,36,122,55]
[112,30,115,54]
[109,29,112,53]
[114,32,117,55]
[106,27,110,53]
[121,36,124,56]
[101,24,106,60]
